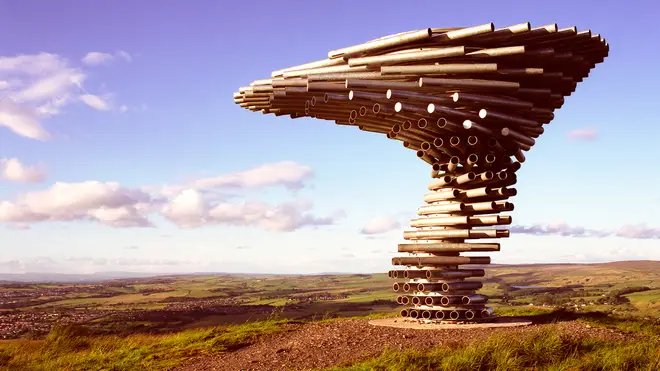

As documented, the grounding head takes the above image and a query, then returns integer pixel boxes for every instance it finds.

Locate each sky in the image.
[1,0,659,274]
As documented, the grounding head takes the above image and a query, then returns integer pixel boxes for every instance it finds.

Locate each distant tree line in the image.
[595,286,653,305]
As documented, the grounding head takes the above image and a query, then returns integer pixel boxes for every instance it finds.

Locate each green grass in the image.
[0,318,292,371]
[577,314,660,338]
[322,326,660,371]
[492,305,558,317]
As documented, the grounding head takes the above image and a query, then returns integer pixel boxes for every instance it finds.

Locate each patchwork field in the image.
[1,261,660,370]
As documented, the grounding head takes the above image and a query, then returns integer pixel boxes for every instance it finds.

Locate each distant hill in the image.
[0,271,162,283]
[1,260,658,283]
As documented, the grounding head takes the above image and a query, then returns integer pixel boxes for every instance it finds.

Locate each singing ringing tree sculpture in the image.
[232,22,609,323]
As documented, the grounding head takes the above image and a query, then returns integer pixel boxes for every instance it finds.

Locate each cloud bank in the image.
[511,221,660,240]
[0,161,341,232]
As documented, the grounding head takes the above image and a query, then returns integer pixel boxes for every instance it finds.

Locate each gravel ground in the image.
[177,319,632,371]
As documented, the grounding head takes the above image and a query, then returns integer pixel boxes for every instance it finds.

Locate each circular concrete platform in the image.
[369,317,533,330]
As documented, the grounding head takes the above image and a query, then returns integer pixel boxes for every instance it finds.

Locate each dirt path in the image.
[177,319,631,371]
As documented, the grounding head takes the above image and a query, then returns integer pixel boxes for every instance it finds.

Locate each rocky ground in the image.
[177,319,632,371]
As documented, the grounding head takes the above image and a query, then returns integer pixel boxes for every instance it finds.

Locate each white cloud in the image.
[80,94,111,111]
[193,161,314,191]
[616,224,660,240]
[116,50,132,62]
[151,161,315,199]
[0,98,48,140]
[119,105,128,112]
[0,158,46,183]
[0,181,154,227]
[0,51,129,139]
[0,53,68,75]
[567,127,597,141]
[0,162,340,232]
[161,190,338,231]
[361,216,401,235]
[81,52,113,66]
[81,51,132,66]
[16,68,85,103]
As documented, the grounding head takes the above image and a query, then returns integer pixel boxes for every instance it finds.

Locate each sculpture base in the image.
[369,316,532,330]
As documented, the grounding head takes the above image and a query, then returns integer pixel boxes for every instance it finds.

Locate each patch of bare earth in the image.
[177,319,632,371]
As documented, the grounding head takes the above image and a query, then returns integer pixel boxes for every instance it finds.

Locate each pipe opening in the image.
[411,296,422,305]
[425,297,434,306]
[450,136,460,146]
[467,136,478,145]
[436,117,447,128]
[416,150,425,158]
[350,110,358,120]
[409,310,420,319]
[435,310,445,320]
[402,121,412,130]
[433,138,444,147]
[359,106,367,116]
[323,93,330,103]
[418,118,428,128]
[400,309,409,317]
[372,103,381,114]
[422,310,432,319]
[421,142,432,151]
[486,153,496,163]
[440,296,450,306]
[450,311,460,320]
[401,296,410,305]
[311,96,318,106]
[465,310,475,320]
[403,283,411,292]
[392,283,400,292]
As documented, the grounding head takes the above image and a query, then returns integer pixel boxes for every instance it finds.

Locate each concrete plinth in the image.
[369,317,532,330]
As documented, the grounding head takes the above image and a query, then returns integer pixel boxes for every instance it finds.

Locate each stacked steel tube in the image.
[233,22,609,322]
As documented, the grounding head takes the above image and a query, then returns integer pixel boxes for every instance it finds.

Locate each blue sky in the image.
[1,0,659,274]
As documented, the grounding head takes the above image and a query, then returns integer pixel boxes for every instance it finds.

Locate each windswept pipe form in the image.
[233,22,609,323]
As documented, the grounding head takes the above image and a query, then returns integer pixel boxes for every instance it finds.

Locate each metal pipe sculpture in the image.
[233,22,609,323]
